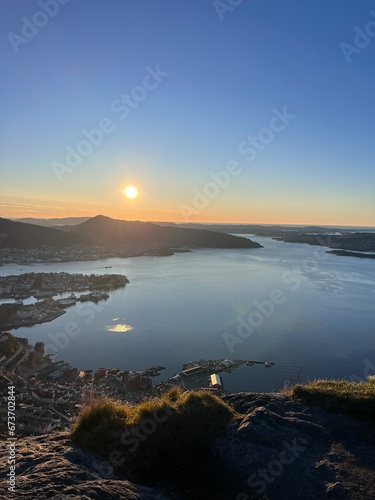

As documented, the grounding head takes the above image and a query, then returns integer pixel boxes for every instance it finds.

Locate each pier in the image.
[173,358,275,380]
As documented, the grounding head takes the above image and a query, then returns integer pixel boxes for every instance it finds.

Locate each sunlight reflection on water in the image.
[105,323,133,333]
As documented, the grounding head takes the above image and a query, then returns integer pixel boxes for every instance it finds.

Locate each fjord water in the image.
[5,236,375,392]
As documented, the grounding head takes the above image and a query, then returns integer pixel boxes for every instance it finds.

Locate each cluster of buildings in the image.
[0,242,174,265]
[0,270,149,436]
[0,271,127,299]
[0,332,154,436]
[0,245,106,264]
[0,272,127,329]
[0,274,35,297]
[0,334,267,436]
[15,303,63,324]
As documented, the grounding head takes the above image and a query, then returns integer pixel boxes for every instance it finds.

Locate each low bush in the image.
[71,388,237,496]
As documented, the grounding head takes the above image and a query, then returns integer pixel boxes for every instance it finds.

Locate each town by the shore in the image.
[0,272,129,330]
[0,271,277,436]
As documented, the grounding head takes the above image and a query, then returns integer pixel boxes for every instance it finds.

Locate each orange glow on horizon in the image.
[1,209,374,227]
[1,199,374,227]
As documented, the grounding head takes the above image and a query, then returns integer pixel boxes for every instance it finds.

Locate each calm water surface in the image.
[3,236,375,392]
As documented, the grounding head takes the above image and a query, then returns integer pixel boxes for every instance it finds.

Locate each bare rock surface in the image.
[0,432,170,499]
[221,393,375,499]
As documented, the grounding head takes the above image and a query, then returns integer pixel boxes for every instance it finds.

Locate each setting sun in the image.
[124,185,138,199]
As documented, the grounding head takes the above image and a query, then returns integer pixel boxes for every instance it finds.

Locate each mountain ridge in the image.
[0,216,262,250]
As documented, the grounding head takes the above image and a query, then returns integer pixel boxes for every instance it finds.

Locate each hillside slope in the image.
[67,215,262,249]
[0,218,78,248]
[0,216,262,250]
[1,392,374,499]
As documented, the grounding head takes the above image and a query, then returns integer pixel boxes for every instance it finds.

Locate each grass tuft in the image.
[70,396,128,451]
[70,388,237,495]
[291,377,375,417]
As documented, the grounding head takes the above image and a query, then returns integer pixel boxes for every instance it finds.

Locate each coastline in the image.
[0,272,128,332]
[327,249,375,259]
[3,309,66,331]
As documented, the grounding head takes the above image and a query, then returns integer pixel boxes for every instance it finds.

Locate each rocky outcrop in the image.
[220,393,375,499]
[0,433,170,499]
[1,393,374,499]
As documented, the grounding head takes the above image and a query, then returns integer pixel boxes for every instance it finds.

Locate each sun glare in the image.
[124,185,138,199]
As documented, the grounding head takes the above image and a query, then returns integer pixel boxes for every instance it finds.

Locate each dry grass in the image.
[70,388,236,494]
[291,377,375,417]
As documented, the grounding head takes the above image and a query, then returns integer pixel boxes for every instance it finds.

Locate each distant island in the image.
[327,250,375,259]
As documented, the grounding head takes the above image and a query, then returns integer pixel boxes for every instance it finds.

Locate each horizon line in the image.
[4,215,375,229]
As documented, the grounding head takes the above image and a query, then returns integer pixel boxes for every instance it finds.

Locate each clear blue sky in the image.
[1,0,375,225]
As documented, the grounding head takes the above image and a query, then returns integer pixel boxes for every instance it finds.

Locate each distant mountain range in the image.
[157,223,372,236]
[0,216,262,250]
[13,218,375,234]
[3,216,374,254]
[15,217,90,227]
